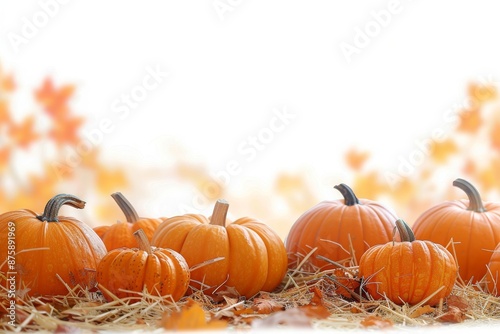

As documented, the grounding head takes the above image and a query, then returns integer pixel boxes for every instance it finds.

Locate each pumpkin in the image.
[151,199,288,298]
[486,244,500,296]
[285,183,399,270]
[412,178,500,283]
[0,194,107,297]
[94,192,162,250]
[359,219,457,306]
[96,229,190,301]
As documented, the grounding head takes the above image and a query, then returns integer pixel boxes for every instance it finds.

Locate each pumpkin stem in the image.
[395,219,415,242]
[210,199,229,227]
[452,178,486,213]
[334,183,360,206]
[133,229,152,254]
[36,194,86,222]
[111,192,141,223]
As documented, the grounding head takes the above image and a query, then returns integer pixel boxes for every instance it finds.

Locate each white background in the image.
[1,0,500,216]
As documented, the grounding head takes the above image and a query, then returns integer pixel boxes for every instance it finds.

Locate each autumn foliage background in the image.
[1,63,499,238]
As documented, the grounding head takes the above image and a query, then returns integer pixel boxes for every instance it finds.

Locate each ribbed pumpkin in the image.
[285,183,399,270]
[96,229,190,301]
[486,244,500,296]
[151,199,288,298]
[359,219,457,306]
[412,178,500,283]
[0,194,107,297]
[94,192,162,250]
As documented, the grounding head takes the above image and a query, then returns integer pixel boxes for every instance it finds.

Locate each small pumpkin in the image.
[412,178,500,283]
[486,244,500,296]
[285,183,399,270]
[359,219,457,306]
[94,192,162,250]
[96,229,190,301]
[0,194,107,297]
[151,199,288,298]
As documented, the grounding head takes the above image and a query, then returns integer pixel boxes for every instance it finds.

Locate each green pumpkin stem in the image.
[111,192,141,223]
[133,229,152,254]
[395,219,415,242]
[334,183,360,206]
[453,178,486,213]
[210,199,229,227]
[36,194,86,222]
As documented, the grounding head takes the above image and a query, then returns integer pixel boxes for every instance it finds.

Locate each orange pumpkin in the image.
[486,244,500,296]
[96,229,190,301]
[151,199,288,298]
[412,178,500,283]
[0,194,107,297]
[359,219,457,306]
[94,192,162,250]
[285,183,399,270]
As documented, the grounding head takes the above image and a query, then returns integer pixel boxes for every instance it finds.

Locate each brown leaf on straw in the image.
[360,315,394,329]
[252,295,284,314]
[437,306,466,323]
[332,269,360,299]
[161,300,227,331]
[446,295,469,312]
[299,287,330,320]
[410,305,435,318]
[54,324,81,333]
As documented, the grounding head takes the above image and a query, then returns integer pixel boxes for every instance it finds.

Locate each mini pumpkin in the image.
[412,178,500,283]
[359,219,457,306]
[96,229,190,301]
[0,194,107,297]
[151,199,288,298]
[285,183,399,270]
[94,192,162,250]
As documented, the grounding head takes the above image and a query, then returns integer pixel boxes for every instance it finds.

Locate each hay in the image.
[3,251,500,332]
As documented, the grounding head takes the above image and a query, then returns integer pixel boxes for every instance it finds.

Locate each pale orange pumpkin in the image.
[151,199,288,298]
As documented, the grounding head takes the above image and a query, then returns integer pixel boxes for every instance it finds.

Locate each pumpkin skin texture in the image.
[94,192,162,251]
[412,178,500,283]
[285,184,399,270]
[486,245,500,296]
[151,200,288,298]
[0,194,107,297]
[359,220,457,306]
[96,229,190,301]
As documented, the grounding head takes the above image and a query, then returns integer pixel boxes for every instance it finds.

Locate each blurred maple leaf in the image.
[34,78,75,119]
[161,300,227,330]
[252,294,284,314]
[344,148,370,171]
[0,99,11,123]
[360,315,393,328]
[430,139,457,163]
[8,115,40,149]
[457,107,482,133]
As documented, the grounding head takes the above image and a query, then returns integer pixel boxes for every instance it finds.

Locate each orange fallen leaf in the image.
[360,315,393,329]
[299,287,330,320]
[446,295,469,312]
[161,301,227,331]
[252,296,284,314]
[8,115,40,148]
[437,306,466,323]
[345,148,370,170]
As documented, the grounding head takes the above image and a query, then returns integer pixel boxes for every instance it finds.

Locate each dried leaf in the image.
[360,315,393,329]
[446,295,469,312]
[161,301,227,331]
[299,287,330,319]
[437,306,466,323]
[252,296,284,314]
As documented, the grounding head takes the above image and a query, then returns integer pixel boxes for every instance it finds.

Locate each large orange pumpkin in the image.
[151,199,288,298]
[412,178,500,283]
[0,194,107,297]
[285,183,399,270]
[94,192,162,250]
[359,219,457,306]
[96,229,190,301]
